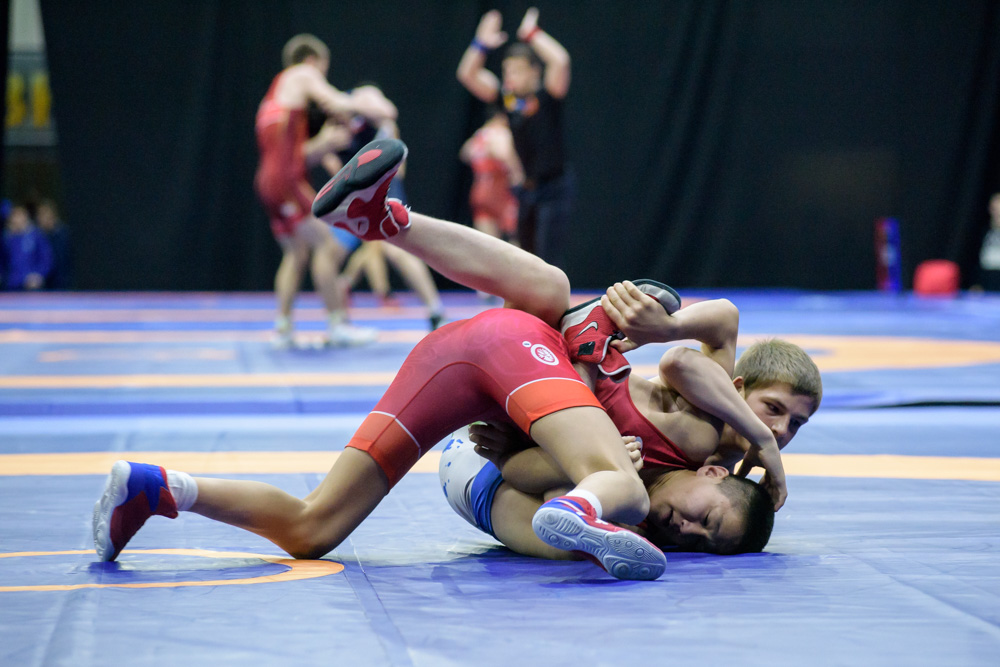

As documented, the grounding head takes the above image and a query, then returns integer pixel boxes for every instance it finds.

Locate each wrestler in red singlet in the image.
[254,72,315,239]
[468,129,519,236]
[592,374,695,471]
[346,308,602,487]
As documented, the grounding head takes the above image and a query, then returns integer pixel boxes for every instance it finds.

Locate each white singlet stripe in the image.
[372,410,422,458]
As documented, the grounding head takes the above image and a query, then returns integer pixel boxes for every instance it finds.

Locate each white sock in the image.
[166,470,198,512]
[274,315,291,333]
[569,489,603,519]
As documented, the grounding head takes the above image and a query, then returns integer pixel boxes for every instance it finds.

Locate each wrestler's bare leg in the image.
[528,406,649,525]
[274,236,310,325]
[190,448,389,559]
[387,212,569,329]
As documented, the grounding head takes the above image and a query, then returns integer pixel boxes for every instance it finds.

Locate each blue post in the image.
[876,217,902,292]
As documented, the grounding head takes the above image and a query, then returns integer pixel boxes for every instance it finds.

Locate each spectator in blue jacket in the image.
[3,204,52,290]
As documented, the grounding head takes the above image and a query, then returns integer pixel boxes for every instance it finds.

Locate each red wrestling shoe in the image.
[532,496,667,580]
[559,279,681,383]
[92,461,178,562]
[312,138,410,241]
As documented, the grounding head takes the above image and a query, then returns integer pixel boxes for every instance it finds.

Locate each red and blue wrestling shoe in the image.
[559,279,681,383]
[312,138,411,241]
[532,496,667,580]
[92,461,178,562]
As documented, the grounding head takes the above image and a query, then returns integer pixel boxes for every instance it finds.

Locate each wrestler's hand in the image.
[476,10,508,50]
[622,435,644,472]
[516,7,540,41]
[604,281,674,354]
[736,437,787,511]
[469,420,531,471]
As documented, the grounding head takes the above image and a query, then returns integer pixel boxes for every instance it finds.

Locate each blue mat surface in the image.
[1,289,999,666]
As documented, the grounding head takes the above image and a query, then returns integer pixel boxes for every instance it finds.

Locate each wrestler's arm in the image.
[302,70,397,123]
[658,346,787,510]
[457,11,504,102]
[349,85,400,127]
[604,281,739,375]
[517,8,571,99]
[302,121,352,167]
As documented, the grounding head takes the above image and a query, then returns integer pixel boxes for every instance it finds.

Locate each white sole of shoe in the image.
[532,506,667,581]
[632,279,682,315]
[92,460,131,562]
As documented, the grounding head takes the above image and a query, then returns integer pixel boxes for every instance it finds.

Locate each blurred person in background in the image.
[306,87,446,330]
[457,7,573,269]
[255,34,395,348]
[35,199,72,290]
[976,193,1000,292]
[459,106,523,246]
[3,204,52,291]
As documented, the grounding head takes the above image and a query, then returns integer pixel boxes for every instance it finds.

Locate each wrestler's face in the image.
[743,382,814,450]
[502,56,539,96]
[646,467,745,553]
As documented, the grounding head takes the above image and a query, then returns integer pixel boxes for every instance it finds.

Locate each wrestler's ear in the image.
[732,376,745,394]
[696,465,730,478]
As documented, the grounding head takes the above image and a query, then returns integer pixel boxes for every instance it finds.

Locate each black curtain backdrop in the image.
[39,0,1000,290]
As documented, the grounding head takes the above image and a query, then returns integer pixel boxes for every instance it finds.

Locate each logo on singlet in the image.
[523,341,559,366]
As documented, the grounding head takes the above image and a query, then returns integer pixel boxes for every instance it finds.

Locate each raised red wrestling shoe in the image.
[559,279,681,382]
[312,138,410,241]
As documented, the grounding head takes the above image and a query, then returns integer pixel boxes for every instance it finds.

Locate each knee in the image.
[282,517,338,560]
[288,543,331,560]
[628,478,650,517]
[289,248,310,268]
[618,475,650,526]
[320,242,347,267]
[530,266,571,327]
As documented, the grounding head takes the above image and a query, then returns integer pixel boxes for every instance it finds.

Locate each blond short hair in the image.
[734,338,822,413]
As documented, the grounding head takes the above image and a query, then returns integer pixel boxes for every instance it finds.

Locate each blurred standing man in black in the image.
[457,8,573,269]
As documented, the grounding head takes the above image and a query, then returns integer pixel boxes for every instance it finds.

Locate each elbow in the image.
[716,299,740,338]
[551,51,571,71]
[659,345,698,382]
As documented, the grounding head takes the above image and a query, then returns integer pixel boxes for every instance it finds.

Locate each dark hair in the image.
[717,476,774,554]
[282,34,329,67]
[503,42,542,69]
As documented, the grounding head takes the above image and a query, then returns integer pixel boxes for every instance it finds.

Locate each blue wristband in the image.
[470,38,490,55]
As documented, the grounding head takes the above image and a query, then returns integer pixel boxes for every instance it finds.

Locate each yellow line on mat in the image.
[2,452,998,481]
[0,372,397,388]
